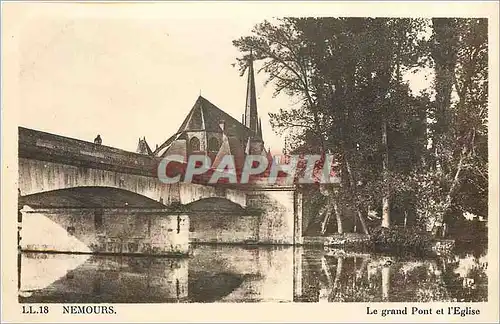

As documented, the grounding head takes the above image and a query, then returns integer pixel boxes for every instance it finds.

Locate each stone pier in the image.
[19,206,190,256]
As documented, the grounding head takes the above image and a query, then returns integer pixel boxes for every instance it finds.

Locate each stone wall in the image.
[179,183,217,204]
[19,207,189,255]
[189,213,259,243]
[246,188,298,245]
[225,188,247,207]
[187,187,301,245]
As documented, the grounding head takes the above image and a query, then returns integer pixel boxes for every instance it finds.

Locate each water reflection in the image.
[19,253,189,303]
[297,247,488,302]
[19,245,488,303]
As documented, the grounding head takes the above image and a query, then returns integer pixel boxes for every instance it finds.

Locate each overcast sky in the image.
[16,4,298,154]
[12,3,443,155]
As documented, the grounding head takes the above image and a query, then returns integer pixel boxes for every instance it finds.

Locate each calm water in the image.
[19,244,487,303]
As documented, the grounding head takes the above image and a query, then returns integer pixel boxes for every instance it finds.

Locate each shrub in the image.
[370,226,433,256]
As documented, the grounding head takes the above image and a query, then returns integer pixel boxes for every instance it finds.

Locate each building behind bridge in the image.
[136,54,267,170]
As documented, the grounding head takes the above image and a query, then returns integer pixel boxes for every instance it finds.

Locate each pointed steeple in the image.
[244,50,259,134]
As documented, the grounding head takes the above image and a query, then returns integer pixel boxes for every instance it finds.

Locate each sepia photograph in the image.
[2,1,499,323]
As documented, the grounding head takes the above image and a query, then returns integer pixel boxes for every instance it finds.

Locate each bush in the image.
[370,226,433,256]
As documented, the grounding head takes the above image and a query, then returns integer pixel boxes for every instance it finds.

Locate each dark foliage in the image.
[370,227,433,256]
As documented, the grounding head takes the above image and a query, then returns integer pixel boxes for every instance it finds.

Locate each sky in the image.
[13,3,438,155]
[16,4,293,154]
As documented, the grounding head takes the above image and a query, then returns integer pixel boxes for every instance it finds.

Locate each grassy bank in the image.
[370,227,434,256]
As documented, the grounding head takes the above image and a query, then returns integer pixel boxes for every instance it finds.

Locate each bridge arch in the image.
[19,186,168,209]
[18,158,246,207]
[185,197,247,214]
[18,186,191,256]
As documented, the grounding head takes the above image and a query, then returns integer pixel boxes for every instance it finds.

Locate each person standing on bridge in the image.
[94,134,102,145]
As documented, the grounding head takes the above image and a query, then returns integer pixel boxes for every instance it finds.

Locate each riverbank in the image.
[312,228,457,256]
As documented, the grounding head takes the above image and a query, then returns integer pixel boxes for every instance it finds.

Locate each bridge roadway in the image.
[17,127,304,255]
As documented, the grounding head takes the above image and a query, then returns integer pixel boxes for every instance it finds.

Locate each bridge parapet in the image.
[19,127,159,177]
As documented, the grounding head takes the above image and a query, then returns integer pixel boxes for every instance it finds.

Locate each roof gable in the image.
[155,96,260,156]
[179,96,256,138]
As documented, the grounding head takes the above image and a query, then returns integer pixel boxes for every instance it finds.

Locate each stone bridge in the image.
[18,127,248,207]
[18,127,304,254]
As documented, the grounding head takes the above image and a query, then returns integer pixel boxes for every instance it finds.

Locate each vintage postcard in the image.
[1,1,499,323]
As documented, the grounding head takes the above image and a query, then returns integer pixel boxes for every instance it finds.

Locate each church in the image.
[136,55,268,170]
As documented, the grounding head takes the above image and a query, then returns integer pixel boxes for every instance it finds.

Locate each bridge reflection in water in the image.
[19,244,487,303]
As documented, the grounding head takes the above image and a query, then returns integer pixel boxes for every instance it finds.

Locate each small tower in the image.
[136,137,153,155]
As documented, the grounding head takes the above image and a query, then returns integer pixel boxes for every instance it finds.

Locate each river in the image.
[18,243,487,303]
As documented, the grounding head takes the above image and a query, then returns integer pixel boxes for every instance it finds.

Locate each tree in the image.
[418,18,488,235]
[234,18,428,232]
[233,17,487,238]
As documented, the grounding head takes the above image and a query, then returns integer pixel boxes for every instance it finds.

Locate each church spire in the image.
[244,50,259,134]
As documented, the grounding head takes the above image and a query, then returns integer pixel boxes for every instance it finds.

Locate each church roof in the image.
[212,134,247,171]
[154,96,257,157]
[179,96,255,137]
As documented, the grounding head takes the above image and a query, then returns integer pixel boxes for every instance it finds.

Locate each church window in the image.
[208,137,219,152]
[189,137,201,152]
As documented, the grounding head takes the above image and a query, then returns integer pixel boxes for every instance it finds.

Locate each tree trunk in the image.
[332,198,343,234]
[356,257,370,280]
[432,147,466,235]
[432,18,459,173]
[320,205,332,236]
[443,148,465,213]
[381,119,390,228]
[344,156,370,234]
[320,185,343,235]
[320,195,343,235]
[356,209,370,235]
[381,266,391,301]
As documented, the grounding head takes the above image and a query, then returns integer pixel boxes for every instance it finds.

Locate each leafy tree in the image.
[410,18,488,235]
[233,17,487,238]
